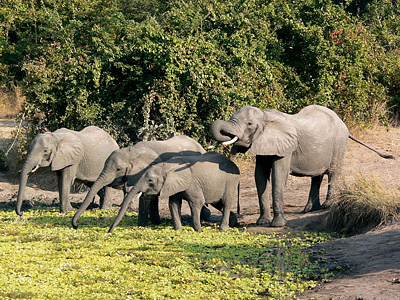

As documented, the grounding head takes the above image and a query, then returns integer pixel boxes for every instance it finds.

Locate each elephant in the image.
[211,104,394,227]
[72,135,209,229]
[16,126,119,216]
[108,152,240,232]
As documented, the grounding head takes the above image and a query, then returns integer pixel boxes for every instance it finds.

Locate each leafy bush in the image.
[0,208,335,299]
[326,173,400,234]
[1,0,400,147]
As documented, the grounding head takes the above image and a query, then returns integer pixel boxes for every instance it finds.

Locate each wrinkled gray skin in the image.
[72,135,208,229]
[16,126,119,216]
[109,152,240,232]
[211,105,394,227]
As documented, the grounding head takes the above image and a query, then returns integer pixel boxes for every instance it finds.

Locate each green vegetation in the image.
[0,207,335,299]
[1,0,400,146]
[327,173,400,234]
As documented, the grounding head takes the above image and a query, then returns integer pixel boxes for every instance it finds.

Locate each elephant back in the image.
[75,126,119,181]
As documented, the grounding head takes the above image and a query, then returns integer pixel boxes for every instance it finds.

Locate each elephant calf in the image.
[109,152,240,232]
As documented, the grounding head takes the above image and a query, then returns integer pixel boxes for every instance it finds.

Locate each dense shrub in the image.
[1,0,399,146]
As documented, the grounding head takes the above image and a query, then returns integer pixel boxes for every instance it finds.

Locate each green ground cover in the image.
[0,208,334,299]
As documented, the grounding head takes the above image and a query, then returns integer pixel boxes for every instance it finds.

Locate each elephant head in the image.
[72,146,162,228]
[137,159,192,198]
[16,131,84,216]
[107,159,192,233]
[210,106,298,156]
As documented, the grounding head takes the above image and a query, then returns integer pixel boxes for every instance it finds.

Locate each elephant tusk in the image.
[31,165,40,173]
[207,142,218,149]
[136,192,143,199]
[222,136,238,146]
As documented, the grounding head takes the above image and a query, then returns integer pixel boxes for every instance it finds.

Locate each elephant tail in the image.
[349,135,395,159]
[237,182,240,215]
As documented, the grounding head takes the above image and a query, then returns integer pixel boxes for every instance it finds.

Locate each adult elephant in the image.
[211,105,393,227]
[16,126,119,216]
[71,135,208,229]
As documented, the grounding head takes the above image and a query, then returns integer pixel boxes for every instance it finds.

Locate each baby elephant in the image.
[109,152,240,232]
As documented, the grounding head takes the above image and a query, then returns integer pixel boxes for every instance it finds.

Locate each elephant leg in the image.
[270,156,291,227]
[98,187,113,210]
[149,196,161,225]
[138,194,151,226]
[220,200,234,231]
[303,175,323,213]
[322,170,339,209]
[255,156,273,225]
[211,202,238,227]
[57,165,77,214]
[138,195,160,226]
[200,205,212,221]
[188,200,204,232]
[169,196,182,230]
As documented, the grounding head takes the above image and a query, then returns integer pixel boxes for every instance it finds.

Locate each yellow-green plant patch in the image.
[0,208,334,300]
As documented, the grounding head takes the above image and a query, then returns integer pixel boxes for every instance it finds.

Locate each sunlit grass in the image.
[327,173,400,234]
[0,207,335,299]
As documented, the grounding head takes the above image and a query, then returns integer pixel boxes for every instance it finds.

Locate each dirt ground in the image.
[1,119,400,299]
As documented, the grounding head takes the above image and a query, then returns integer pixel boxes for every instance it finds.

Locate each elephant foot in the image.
[219,225,228,231]
[321,200,332,210]
[303,202,322,213]
[256,215,272,226]
[150,215,161,225]
[99,202,112,210]
[88,202,100,210]
[138,219,148,227]
[271,214,286,227]
[60,204,74,214]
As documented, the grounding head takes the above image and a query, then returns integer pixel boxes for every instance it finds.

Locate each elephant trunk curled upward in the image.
[16,126,119,216]
[211,105,393,227]
[108,152,240,232]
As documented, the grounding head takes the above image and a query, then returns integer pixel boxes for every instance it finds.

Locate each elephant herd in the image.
[15,105,394,232]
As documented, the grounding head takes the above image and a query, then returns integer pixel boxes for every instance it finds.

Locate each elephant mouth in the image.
[30,165,40,173]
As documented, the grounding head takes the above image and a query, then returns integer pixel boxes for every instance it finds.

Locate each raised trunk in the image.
[210,120,235,142]
[72,172,113,229]
[16,160,36,216]
[108,189,142,233]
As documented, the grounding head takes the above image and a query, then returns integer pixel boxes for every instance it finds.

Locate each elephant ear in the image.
[126,147,161,186]
[250,118,298,157]
[159,160,192,199]
[51,133,84,171]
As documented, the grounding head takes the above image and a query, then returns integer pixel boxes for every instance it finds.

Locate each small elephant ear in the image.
[250,118,298,157]
[51,133,84,171]
[159,160,192,199]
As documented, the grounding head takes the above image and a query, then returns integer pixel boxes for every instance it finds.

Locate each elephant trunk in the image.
[72,171,113,229]
[16,159,39,216]
[108,188,142,233]
[210,120,235,142]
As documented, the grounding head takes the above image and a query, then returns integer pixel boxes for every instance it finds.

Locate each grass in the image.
[0,207,336,300]
[327,173,400,234]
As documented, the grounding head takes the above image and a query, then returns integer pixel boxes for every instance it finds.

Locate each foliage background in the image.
[1,0,400,147]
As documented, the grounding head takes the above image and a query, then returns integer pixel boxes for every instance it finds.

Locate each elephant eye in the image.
[247,122,253,126]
